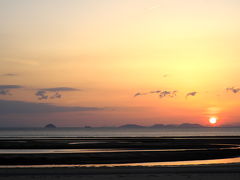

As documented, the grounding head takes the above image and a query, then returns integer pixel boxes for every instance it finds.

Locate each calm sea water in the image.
[0,127,240,137]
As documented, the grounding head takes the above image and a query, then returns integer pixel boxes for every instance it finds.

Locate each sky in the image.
[0,0,240,127]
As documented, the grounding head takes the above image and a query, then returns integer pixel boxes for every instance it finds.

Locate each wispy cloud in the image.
[134,90,177,98]
[35,90,48,100]
[149,90,161,94]
[50,92,62,99]
[0,100,103,114]
[226,87,240,94]
[134,92,149,97]
[40,87,80,92]
[35,87,80,100]
[0,90,11,95]
[159,90,177,98]
[186,91,198,99]
[134,90,162,97]
[2,59,39,66]
[0,85,22,96]
[1,73,18,77]
[0,85,22,89]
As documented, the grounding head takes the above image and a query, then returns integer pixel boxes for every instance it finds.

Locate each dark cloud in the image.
[134,90,177,98]
[0,89,11,95]
[0,85,22,96]
[0,100,103,114]
[0,85,22,89]
[134,92,142,97]
[133,92,149,97]
[35,90,48,100]
[159,91,171,98]
[159,90,177,98]
[186,92,198,99]
[40,87,80,92]
[149,90,161,94]
[226,87,240,94]
[35,87,80,100]
[134,90,162,97]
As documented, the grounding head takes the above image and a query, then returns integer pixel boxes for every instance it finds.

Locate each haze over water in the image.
[1,127,240,138]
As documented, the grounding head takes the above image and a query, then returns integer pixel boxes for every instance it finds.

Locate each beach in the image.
[0,136,239,165]
[0,135,240,179]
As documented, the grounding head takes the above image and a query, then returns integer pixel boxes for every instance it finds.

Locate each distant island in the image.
[178,123,204,128]
[119,124,145,128]
[43,123,240,129]
[84,126,92,128]
[118,123,205,128]
[44,123,56,128]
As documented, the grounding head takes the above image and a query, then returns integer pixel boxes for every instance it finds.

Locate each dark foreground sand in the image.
[1,166,240,180]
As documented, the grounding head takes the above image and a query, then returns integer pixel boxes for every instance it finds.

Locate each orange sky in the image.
[0,0,240,127]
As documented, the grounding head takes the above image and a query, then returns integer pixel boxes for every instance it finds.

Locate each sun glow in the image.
[209,117,217,125]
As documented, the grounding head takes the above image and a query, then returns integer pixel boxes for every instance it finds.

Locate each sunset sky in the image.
[0,0,240,127]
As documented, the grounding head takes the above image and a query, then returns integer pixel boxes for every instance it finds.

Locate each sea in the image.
[0,127,240,138]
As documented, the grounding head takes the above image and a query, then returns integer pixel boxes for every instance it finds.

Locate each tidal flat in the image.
[0,137,239,165]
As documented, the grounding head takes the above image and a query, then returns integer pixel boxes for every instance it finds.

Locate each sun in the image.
[209,117,217,125]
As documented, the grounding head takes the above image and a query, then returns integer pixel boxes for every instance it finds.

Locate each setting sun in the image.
[209,117,218,125]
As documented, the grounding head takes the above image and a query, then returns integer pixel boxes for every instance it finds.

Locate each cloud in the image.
[2,59,39,66]
[0,85,22,96]
[50,92,62,99]
[186,92,198,99]
[149,90,161,94]
[0,89,11,95]
[134,92,142,97]
[134,90,177,98]
[134,90,161,97]
[1,73,18,77]
[0,100,103,114]
[226,87,240,94]
[134,92,149,97]
[0,85,22,89]
[159,90,177,98]
[35,87,80,100]
[35,90,48,100]
[40,87,80,92]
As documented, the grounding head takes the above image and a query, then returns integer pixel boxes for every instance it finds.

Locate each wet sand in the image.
[0,137,239,165]
[0,137,240,179]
